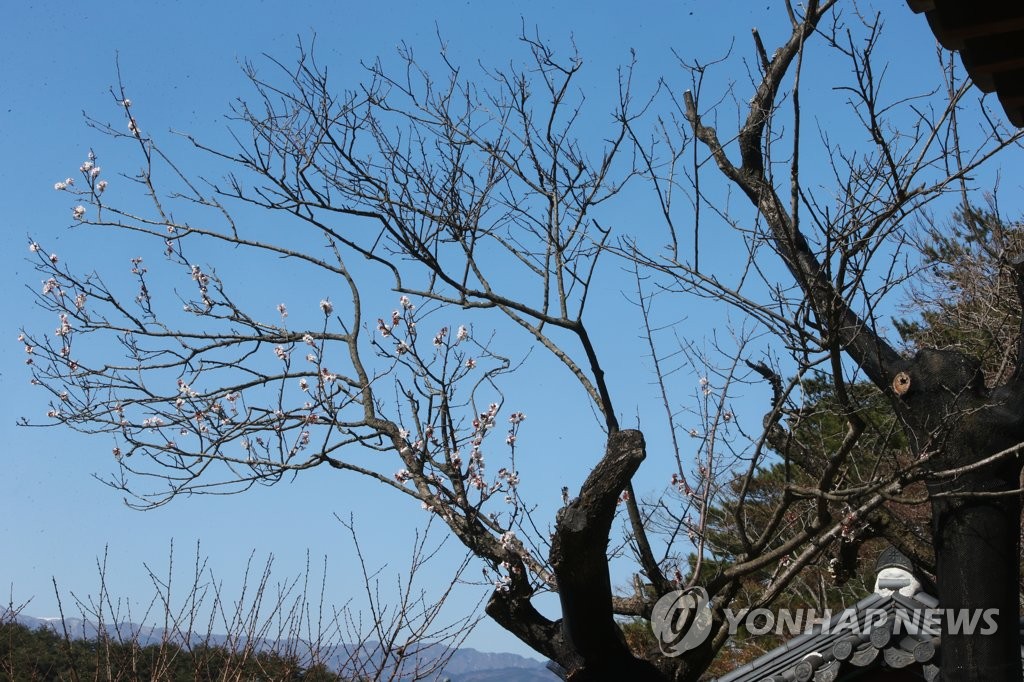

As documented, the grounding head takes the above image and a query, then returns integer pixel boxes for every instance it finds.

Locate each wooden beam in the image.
[959,33,1024,91]
[925,0,1024,50]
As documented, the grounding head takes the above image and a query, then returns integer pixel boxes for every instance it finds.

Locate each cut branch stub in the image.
[892,371,911,397]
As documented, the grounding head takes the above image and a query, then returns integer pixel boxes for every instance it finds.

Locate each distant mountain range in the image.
[14,614,560,682]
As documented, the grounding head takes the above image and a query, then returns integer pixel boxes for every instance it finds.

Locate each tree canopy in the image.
[21,2,1024,679]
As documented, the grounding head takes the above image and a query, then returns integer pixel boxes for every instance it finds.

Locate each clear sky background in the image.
[3,0,1022,661]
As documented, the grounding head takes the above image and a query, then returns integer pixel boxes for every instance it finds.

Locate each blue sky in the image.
[3,0,1022,660]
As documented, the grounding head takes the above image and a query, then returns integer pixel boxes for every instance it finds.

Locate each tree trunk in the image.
[549,430,670,680]
[929,492,1021,680]
[901,350,1024,680]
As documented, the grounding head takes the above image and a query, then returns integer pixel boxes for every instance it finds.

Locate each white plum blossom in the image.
[433,327,448,347]
[299,378,309,391]
[302,333,315,346]
[277,303,288,319]
[176,379,198,397]
[457,325,469,342]
[72,205,86,220]
[319,299,333,315]
[400,295,413,310]
[54,313,71,337]
[54,182,66,191]
[96,179,108,193]
[273,345,289,361]
[500,530,517,551]
[29,242,40,252]
[465,358,477,369]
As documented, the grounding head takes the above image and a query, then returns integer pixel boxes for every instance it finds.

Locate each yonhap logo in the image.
[650,587,715,656]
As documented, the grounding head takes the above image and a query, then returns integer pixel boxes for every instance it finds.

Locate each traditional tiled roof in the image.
[712,543,1024,681]
[907,0,1024,126]
[714,589,942,682]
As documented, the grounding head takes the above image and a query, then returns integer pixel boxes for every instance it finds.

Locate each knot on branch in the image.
[892,371,911,397]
